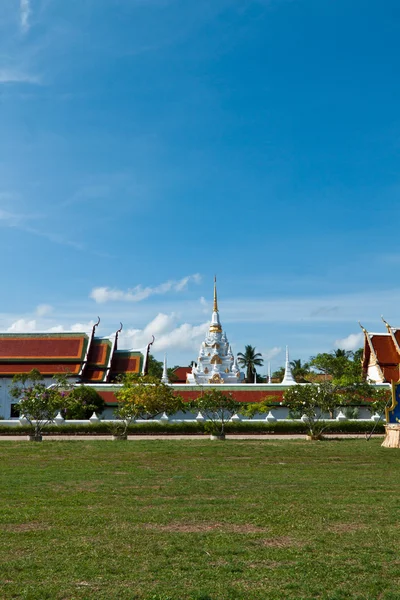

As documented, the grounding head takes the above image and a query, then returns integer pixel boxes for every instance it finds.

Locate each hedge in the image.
[0,420,385,436]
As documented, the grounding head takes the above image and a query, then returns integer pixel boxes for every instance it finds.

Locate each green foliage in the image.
[147,354,163,379]
[237,345,263,382]
[290,358,311,383]
[0,419,386,435]
[190,389,240,435]
[366,387,392,416]
[9,369,72,440]
[64,385,105,419]
[114,374,184,435]
[283,382,339,437]
[240,399,271,418]
[343,406,360,420]
[309,348,364,384]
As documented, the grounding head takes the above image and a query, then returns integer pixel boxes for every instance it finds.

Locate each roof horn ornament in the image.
[381,315,392,331]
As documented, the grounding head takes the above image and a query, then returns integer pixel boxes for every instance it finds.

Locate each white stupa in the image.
[281,346,296,385]
[187,278,244,384]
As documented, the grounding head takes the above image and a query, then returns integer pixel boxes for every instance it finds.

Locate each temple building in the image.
[0,320,150,418]
[361,318,400,383]
[187,278,244,384]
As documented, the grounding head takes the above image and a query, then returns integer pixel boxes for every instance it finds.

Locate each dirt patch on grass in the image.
[1,522,52,532]
[140,522,270,534]
[329,523,366,534]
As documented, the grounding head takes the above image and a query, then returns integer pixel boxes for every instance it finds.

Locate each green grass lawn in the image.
[0,439,398,600]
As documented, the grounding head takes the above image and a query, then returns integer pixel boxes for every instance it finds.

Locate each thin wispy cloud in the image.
[90,274,202,304]
[0,208,25,225]
[0,207,84,251]
[0,69,40,85]
[20,0,31,33]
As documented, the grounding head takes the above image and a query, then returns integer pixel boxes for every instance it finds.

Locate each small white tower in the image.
[161,354,170,384]
[281,346,296,385]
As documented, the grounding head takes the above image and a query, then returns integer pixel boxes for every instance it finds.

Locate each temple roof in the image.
[0,333,89,375]
[361,320,400,383]
[0,326,149,380]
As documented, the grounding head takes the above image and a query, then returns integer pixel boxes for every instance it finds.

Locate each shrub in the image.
[65,386,105,419]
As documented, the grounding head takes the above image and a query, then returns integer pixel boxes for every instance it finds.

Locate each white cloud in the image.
[36,304,53,317]
[7,318,37,332]
[20,0,31,33]
[262,346,282,360]
[90,274,202,304]
[5,318,96,335]
[117,312,208,353]
[47,321,96,334]
[334,332,364,351]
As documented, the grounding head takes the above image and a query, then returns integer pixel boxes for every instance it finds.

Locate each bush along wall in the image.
[0,420,385,436]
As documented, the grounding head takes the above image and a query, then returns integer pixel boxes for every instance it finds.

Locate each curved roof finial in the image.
[117,322,123,334]
[358,321,367,333]
[381,315,391,331]
[95,316,100,329]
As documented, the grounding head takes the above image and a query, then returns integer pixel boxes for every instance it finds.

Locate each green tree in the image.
[272,366,285,382]
[10,369,71,441]
[146,354,163,379]
[114,374,184,437]
[283,382,339,438]
[309,348,363,384]
[64,385,105,419]
[191,389,240,438]
[237,345,264,383]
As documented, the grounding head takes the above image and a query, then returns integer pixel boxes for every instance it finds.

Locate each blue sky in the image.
[1,0,400,373]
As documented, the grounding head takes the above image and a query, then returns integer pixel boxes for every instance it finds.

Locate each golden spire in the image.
[209,276,222,333]
[213,276,218,313]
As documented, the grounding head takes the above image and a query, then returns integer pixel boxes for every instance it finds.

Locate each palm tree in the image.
[237,345,264,383]
[290,359,310,383]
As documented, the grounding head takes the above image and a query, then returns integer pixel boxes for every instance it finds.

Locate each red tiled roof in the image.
[172,366,192,383]
[363,330,400,382]
[370,334,399,364]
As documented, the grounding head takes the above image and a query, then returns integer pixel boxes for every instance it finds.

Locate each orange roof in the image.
[0,332,145,381]
[0,333,89,376]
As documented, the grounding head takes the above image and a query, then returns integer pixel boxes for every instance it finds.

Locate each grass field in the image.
[0,439,398,600]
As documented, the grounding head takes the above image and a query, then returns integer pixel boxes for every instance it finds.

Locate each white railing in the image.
[0,410,385,427]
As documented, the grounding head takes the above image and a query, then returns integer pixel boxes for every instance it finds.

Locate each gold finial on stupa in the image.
[213,275,218,312]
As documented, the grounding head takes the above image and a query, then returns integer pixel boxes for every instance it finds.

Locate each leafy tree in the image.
[64,385,105,419]
[283,382,339,438]
[191,389,240,437]
[114,374,184,436]
[370,388,392,416]
[146,354,163,379]
[237,345,264,383]
[10,369,71,441]
[240,399,271,418]
[309,348,363,384]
